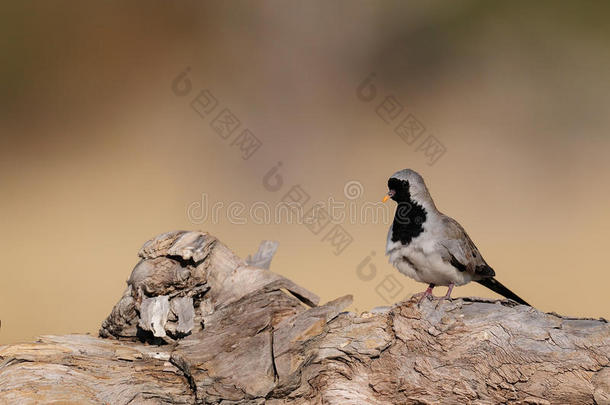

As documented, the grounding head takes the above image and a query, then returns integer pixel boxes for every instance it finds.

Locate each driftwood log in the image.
[0,231,608,404]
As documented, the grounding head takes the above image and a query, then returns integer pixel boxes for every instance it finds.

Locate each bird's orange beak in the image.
[382,190,395,203]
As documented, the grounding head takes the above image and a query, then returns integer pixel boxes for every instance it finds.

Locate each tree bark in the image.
[1,231,608,404]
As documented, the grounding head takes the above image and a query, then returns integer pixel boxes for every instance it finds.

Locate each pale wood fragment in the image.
[246,240,280,270]
[139,295,170,337]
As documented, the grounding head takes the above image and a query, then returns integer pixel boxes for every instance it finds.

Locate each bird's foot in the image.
[413,284,435,306]
[431,283,454,308]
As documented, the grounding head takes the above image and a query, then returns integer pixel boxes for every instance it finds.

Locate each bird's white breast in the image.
[386,221,473,286]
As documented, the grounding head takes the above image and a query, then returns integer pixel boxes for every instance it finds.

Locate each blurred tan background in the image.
[1,1,609,344]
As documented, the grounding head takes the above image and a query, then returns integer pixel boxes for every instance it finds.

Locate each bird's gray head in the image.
[383,169,434,208]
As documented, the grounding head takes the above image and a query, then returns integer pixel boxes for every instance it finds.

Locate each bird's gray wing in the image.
[437,216,495,279]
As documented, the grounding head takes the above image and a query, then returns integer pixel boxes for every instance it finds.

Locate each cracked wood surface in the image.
[0,231,608,404]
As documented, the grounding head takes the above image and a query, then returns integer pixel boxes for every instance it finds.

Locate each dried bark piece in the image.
[98,287,138,339]
[171,289,305,402]
[129,257,202,299]
[246,240,280,269]
[272,295,353,390]
[138,230,216,263]
[171,296,195,335]
[138,295,170,337]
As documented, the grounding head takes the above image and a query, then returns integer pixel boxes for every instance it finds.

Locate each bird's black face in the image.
[387,177,411,202]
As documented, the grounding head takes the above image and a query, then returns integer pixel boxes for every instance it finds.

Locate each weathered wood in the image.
[0,335,193,404]
[246,240,280,270]
[1,231,608,404]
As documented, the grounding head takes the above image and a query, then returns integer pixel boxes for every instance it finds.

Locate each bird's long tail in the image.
[476,277,530,306]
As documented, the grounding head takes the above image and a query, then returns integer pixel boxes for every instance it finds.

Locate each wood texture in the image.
[1,231,608,404]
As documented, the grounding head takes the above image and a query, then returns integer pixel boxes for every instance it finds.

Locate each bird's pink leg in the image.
[441,283,454,300]
[413,283,435,305]
[432,283,455,308]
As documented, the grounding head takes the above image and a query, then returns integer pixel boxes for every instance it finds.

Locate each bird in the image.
[383,168,530,306]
